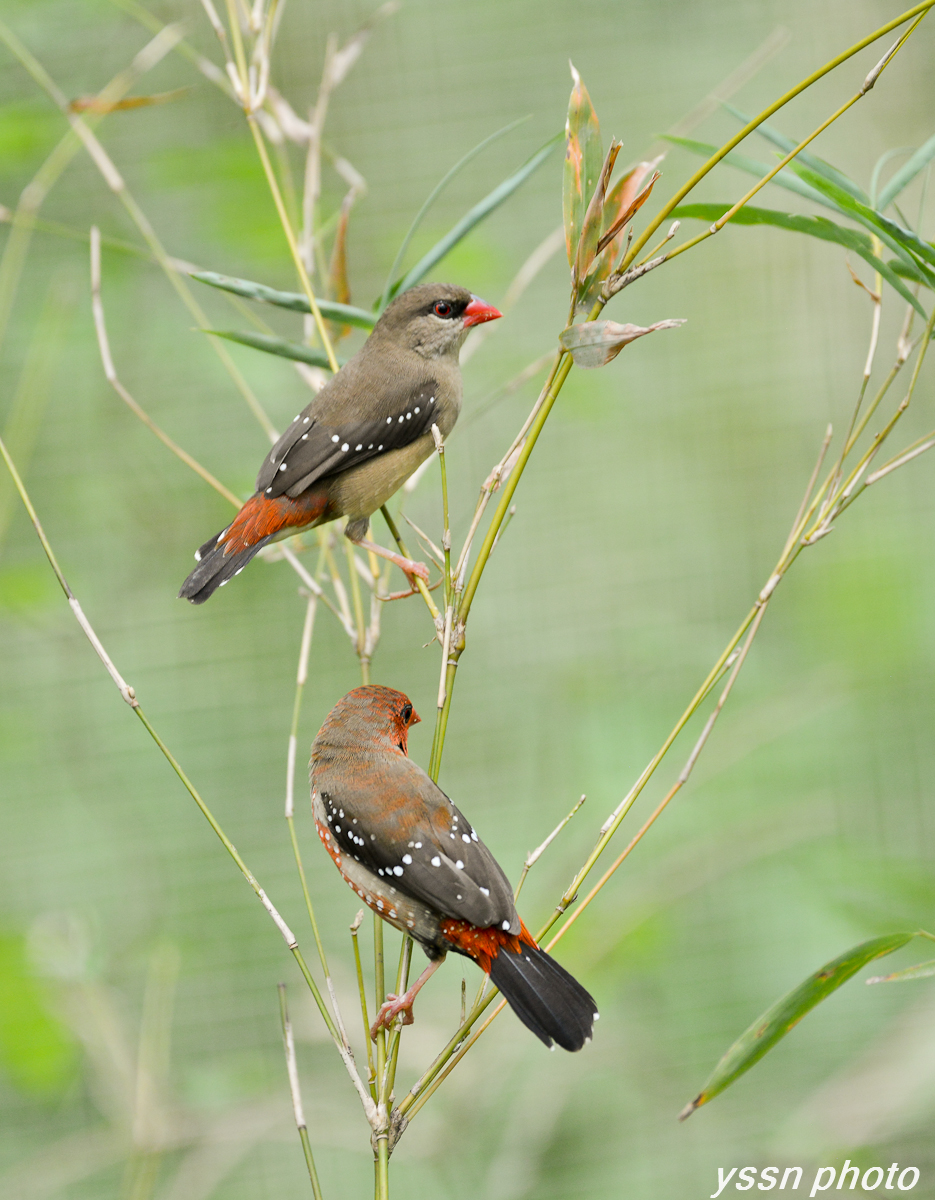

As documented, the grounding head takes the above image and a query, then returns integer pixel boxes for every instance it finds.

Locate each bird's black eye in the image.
[433,301,452,318]
[400,703,413,724]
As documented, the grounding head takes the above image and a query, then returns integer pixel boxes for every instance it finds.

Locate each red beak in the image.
[462,296,502,328]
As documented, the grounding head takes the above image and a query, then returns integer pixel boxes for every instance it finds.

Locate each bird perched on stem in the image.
[179,283,501,603]
[310,686,598,1051]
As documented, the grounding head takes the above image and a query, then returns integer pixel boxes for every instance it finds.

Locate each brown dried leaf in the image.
[575,158,663,310]
[68,87,192,114]
[563,63,603,269]
[559,317,685,368]
[574,140,621,289]
[596,165,661,255]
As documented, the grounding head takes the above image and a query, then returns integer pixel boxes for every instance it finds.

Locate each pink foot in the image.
[353,537,430,586]
[370,991,416,1040]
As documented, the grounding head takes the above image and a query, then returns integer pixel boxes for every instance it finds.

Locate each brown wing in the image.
[313,759,519,933]
[256,378,439,499]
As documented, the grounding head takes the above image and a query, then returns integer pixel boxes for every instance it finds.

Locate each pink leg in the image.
[352,536,430,585]
[370,957,445,1040]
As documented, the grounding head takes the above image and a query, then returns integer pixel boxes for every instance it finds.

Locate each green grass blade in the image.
[203,329,346,369]
[889,257,934,287]
[673,203,928,318]
[876,133,935,211]
[722,102,869,202]
[680,933,914,1120]
[192,272,376,328]
[662,135,849,217]
[389,134,561,300]
[788,164,935,277]
[867,957,935,984]
[379,115,531,312]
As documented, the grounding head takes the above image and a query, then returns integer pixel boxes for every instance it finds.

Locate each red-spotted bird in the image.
[179,283,501,603]
[309,685,598,1051]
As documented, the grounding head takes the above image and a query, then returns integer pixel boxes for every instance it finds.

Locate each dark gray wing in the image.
[256,379,440,499]
[316,780,518,933]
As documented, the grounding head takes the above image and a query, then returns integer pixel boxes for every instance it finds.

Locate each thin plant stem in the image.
[380,504,442,622]
[345,536,369,677]
[278,985,325,1200]
[618,0,935,275]
[350,912,378,1098]
[246,117,340,372]
[90,228,242,507]
[0,25,180,363]
[0,430,385,1125]
[661,16,924,268]
[0,20,277,439]
[383,936,412,1105]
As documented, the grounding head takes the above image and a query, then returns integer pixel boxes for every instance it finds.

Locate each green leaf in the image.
[563,63,603,269]
[867,958,935,984]
[379,115,531,310]
[877,133,935,211]
[889,257,934,288]
[661,135,850,218]
[788,163,935,280]
[0,934,78,1096]
[204,329,346,369]
[722,103,869,203]
[679,933,914,1120]
[191,272,376,328]
[672,203,928,319]
[390,134,561,300]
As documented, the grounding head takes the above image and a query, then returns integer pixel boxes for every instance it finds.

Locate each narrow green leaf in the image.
[379,115,531,310]
[661,135,850,218]
[867,958,935,984]
[788,163,935,279]
[722,103,869,203]
[672,203,928,319]
[679,933,914,1120]
[192,272,376,328]
[203,329,345,369]
[391,134,561,299]
[563,63,603,268]
[877,133,935,210]
[889,258,934,287]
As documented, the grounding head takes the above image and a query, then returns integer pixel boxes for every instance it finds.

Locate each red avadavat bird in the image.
[179,283,500,603]
[309,686,598,1051]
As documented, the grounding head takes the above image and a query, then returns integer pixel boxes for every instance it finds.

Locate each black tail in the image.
[488,942,597,1051]
[178,528,272,604]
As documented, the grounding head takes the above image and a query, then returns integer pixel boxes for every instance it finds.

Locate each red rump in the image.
[220,490,329,555]
[440,916,538,974]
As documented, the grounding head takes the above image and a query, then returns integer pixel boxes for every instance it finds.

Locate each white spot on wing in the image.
[431,856,441,867]
[332,435,339,442]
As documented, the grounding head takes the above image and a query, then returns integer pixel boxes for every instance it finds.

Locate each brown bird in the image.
[179,283,501,603]
[309,686,598,1051]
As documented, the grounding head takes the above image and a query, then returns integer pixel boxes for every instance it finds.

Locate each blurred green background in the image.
[2,1,935,1197]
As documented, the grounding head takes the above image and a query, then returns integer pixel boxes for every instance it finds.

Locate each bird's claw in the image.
[370,992,416,1040]
[401,558,430,586]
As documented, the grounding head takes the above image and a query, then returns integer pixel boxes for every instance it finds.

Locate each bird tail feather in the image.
[179,490,329,604]
[178,530,273,604]
[488,941,597,1052]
